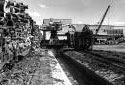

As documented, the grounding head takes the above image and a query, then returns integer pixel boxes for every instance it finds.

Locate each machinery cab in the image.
[41,18,67,48]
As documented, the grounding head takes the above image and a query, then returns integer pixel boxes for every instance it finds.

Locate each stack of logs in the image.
[0,1,42,84]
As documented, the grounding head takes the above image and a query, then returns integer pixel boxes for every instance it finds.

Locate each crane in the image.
[95,5,110,35]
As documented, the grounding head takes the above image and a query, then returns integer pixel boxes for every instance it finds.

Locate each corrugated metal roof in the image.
[43,19,72,25]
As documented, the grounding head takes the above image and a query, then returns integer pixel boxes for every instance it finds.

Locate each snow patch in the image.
[48,50,72,85]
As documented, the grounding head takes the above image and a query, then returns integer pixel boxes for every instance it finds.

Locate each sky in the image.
[15,0,125,26]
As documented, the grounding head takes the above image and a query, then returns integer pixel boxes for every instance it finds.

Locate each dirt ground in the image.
[93,44,125,52]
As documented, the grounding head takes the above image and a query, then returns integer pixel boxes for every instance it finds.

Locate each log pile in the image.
[0,0,42,63]
[0,0,42,84]
[0,48,41,85]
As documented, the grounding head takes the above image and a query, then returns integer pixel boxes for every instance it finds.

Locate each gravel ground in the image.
[0,48,54,85]
[0,51,41,85]
[93,44,125,52]
[64,51,125,85]
[29,55,53,85]
[0,48,75,85]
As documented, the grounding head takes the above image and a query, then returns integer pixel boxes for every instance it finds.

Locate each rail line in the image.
[55,50,112,85]
[79,50,125,73]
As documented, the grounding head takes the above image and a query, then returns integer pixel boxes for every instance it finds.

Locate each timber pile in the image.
[0,49,41,85]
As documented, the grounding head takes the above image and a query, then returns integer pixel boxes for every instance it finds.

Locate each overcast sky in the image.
[15,0,125,26]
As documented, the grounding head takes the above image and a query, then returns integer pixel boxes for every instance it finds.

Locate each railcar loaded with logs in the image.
[41,18,93,50]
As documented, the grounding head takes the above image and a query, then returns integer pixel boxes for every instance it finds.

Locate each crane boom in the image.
[96,5,110,35]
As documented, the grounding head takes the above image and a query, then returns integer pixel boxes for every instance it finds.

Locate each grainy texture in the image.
[0,48,53,85]
[64,51,125,85]
[0,48,73,85]
[93,44,125,52]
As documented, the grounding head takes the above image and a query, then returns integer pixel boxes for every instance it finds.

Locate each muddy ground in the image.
[93,44,125,52]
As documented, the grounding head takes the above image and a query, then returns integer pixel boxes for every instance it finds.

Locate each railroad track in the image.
[56,50,112,85]
[79,50,125,73]
[89,50,125,62]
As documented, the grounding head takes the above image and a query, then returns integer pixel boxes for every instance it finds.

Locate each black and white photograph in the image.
[0,0,125,85]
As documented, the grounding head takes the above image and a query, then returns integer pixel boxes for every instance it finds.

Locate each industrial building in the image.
[72,24,124,44]
[89,25,124,36]
[43,19,72,25]
[42,19,124,44]
[89,25,124,44]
